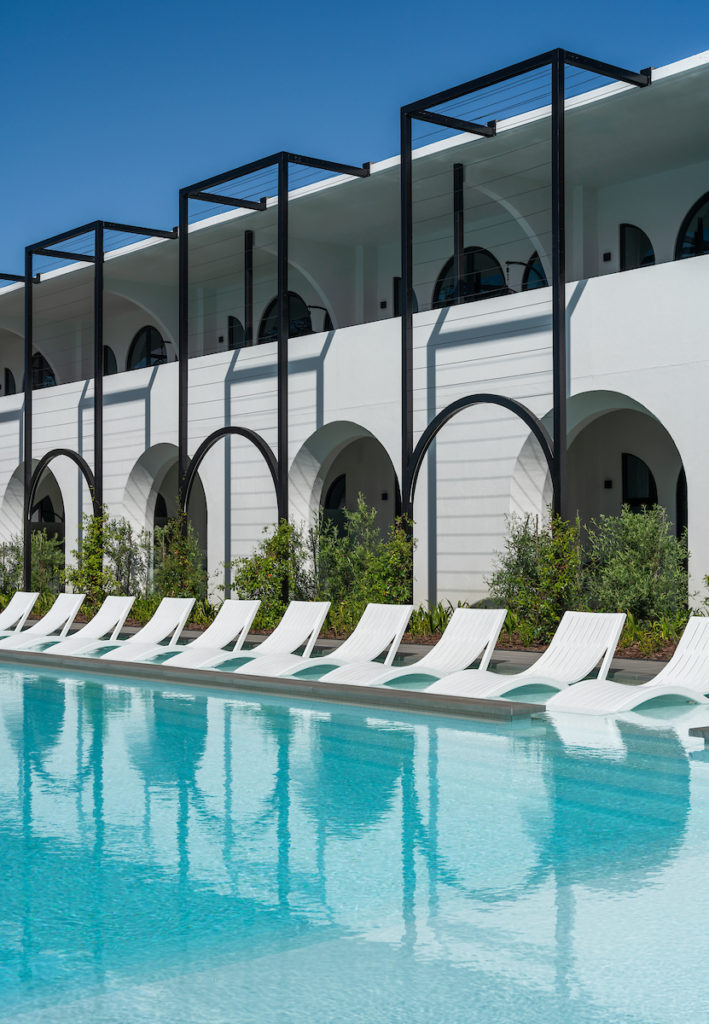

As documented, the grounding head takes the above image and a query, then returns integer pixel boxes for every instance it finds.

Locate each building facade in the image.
[0,48,707,603]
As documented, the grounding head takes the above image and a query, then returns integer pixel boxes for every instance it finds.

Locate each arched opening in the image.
[432,246,509,308]
[620,223,655,271]
[320,437,399,536]
[127,325,171,371]
[675,192,709,260]
[228,315,246,350]
[258,291,320,344]
[4,368,16,395]
[566,395,684,533]
[289,422,400,539]
[29,467,65,550]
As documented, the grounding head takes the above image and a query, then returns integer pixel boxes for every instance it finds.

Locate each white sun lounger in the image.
[78,597,195,660]
[113,599,261,666]
[0,591,40,636]
[320,607,508,686]
[425,610,626,700]
[39,596,136,656]
[234,602,414,680]
[0,592,86,651]
[191,601,331,672]
[546,615,709,715]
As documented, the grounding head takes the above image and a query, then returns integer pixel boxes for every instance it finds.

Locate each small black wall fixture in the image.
[23,220,177,588]
[399,48,651,530]
[179,152,370,525]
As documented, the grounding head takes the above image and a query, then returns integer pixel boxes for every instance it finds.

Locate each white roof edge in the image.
[5,47,709,288]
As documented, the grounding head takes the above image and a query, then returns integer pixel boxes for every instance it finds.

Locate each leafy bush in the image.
[105,517,152,598]
[312,496,414,633]
[153,511,208,602]
[67,509,117,612]
[0,536,23,595]
[486,512,583,643]
[226,520,313,629]
[585,506,689,621]
[31,529,65,595]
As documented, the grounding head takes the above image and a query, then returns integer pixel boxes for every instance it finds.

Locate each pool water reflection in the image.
[0,666,707,1023]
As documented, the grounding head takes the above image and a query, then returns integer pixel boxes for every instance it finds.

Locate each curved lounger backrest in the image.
[17,593,86,639]
[333,603,414,666]
[69,596,135,641]
[254,602,331,657]
[125,597,195,646]
[520,611,626,684]
[653,616,709,690]
[0,592,40,632]
[190,599,260,651]
[416,607,508,674]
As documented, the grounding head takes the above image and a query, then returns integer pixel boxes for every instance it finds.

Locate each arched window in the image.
[258,292,314,345]
[432,246,508,308]
[31,352,56,389]
[393,277,419,316]
[620,224,655,271]
[622,453,658,513]
[127,326,168,370]
[228,316,246,350]
[675,192,709,260]
[676,467,688,538]
[4,368,16,395]
[521,251,548,290]
[103,345,117,375]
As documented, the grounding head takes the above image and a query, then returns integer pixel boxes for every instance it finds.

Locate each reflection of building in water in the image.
[0,675,705,1021]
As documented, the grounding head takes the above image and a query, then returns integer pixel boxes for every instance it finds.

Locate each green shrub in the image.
[0,536,23,595]
[105,517,152,598]
[31,529,65,595]
[153,511,208,602]
[585,506,689,621]
[67,509,117,612]
[486,512,583,643]
[226,520,313,629]
[312,496,414,632]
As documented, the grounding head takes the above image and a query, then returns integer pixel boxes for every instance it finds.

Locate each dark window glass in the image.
[622,453,658,513]
[676,467,688,538]
[675,193,709,260]
[620,224,655,271]
[322,474,346,537]
[127,326,168,370]
[103,345,117,375]
[258,292,313,344]
[228,316,246,350]
[432,246,508,308]
[392,277,419,316]
[4,368,16,395]
[31,352,56,389]
[521,251,549,290]
[154,493,169,530]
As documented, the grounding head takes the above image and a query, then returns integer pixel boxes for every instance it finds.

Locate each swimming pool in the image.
[0,664,707,1023]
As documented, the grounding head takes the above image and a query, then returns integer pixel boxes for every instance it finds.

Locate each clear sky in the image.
[1,0,708,269]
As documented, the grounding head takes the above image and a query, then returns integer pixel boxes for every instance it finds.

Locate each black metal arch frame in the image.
[27,448,99,522]
[23,219,177,586]
[399,48,651,521]
[183,425,281,519]
[179,152,370,523]
[408,394,554,504]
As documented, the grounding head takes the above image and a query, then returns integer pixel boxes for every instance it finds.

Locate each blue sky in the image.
[1,0,708,269]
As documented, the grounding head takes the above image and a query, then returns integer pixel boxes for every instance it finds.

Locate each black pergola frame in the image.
[399,48,651,525]
[23,220,177,587]
[178,152,371,523]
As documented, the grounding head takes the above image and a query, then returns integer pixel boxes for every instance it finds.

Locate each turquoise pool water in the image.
[1,665,708,1023]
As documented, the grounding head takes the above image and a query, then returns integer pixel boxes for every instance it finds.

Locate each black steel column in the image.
[551,50,567,518]
[276,154,289,521]
[453,163,464,304]
[244,229,254,345]
[93,222,104,509]
[178,191,189,491]
[23,251,33,589]
[400,112,414,518]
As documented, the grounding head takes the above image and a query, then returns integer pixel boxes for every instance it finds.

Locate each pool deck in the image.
[0,646,542,723]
